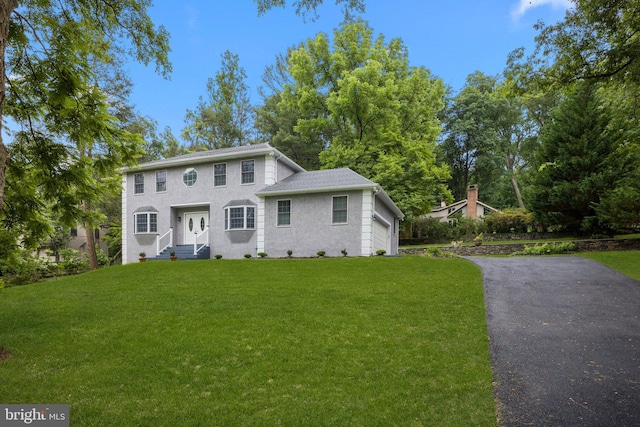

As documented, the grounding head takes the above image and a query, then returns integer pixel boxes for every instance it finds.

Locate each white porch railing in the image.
[156,228,173,256]
[194,226,209,255]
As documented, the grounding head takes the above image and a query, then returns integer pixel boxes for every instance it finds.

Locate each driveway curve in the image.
[466,256,640,426]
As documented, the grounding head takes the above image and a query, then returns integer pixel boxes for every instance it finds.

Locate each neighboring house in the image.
[67,225,109,255]
[35,225,109,261]
[121,143,404,263]
[425,185,499,222]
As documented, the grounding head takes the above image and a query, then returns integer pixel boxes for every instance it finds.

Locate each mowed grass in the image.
[0,257,495,426]
[580,250,640,281]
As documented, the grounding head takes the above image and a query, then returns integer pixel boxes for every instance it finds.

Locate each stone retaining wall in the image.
[400,238,640,256]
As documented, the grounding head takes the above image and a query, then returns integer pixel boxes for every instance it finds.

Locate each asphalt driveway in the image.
[467,256,640,426]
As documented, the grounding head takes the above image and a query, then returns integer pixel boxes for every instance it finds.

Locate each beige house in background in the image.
[425,185,499,222]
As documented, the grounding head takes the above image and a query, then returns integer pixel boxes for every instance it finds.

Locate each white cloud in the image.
[511,0,573,20]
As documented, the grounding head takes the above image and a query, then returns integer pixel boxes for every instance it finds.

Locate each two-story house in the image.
[122,143,403,263]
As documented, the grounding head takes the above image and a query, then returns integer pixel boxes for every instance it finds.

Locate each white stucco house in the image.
[121,143,403,263]
[425,185,499,222]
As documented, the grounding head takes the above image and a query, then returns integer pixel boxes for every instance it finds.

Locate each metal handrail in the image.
[194,226,209,255]
[156,228,173,256]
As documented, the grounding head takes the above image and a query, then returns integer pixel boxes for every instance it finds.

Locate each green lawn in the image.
[580,250,640,281]
[0,257,496,426]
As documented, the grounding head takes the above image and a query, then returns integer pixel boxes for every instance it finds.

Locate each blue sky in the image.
[127,0,572,141]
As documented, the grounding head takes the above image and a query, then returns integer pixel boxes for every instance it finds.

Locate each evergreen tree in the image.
[528,83,624,236]
[182,51,253,150]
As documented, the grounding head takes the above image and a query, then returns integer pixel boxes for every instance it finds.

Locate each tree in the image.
[492,84,540,209]
[254,0,366,20]
[182,51,253,150]
[531,0,640,86]
[255,49,326,170]
[527,83,625,236]
[1,0,170,215]
[270,20,450,219]
[2,1,170,270]
[439,72,503,203]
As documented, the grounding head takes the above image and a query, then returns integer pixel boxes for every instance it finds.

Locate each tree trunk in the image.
[84,221,99,270]
[510,174,525,209]
[0,0,18,214]
[84,198,99,270]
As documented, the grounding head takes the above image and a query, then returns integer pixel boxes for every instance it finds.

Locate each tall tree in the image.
[439,72,502,202]
[1,0,171,215]
[528,83,625,236]
[274,20,450,219]
[182,51,253,150]
[492,84,540,209]
[255,49,326,170]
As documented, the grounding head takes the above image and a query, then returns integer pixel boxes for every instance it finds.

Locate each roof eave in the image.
[256,183,377,197]
[123,146,305,173]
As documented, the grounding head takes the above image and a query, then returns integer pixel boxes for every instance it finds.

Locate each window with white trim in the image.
[134,173,144,194]
[277,200,291,226]
[183,168,198,187]
[214,163,226,187]
[224,206,255,230]
[156,171,166,192]
[134,212,158,233]
[241,160,254,184]
[332,195,348,224]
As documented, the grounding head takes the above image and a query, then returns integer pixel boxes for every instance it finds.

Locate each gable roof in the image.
[123,143,305,173]
[257,168,404,219]
[430,199,499,215]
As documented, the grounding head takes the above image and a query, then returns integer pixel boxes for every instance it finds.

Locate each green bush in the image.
[257,252,268,258]
[59,248,89,273]
[215,254,223,259]
[412,216,486,243]
[514,242,576,256]
[244,254,252,259]
[316,250,326,257]
[485,210,537,234]
[375,249,386,256]
[425,248,459,258]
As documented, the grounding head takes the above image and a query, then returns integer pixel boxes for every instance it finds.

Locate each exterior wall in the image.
[67,226,109,255]
[124,154,270,263]
[262,190,364,258]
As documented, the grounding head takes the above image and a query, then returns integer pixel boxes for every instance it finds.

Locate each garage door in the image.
[373,220,389,253]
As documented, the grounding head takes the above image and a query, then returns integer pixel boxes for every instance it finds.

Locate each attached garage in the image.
[373,217,390,254]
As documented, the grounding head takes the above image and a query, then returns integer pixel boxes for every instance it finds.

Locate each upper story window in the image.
[277,200,291,226]
[156,171,167,192]
[183,168,198,187]
[134,173,144,194]
[332,195,348,224]
[214,163,227,187]
[241,160,254,184]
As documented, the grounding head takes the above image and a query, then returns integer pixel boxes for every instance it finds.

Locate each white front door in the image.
[184,212,208,245]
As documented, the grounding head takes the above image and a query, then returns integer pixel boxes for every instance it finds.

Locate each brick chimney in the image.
[467,185,478,219]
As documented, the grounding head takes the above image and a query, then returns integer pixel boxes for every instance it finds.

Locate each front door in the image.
[184,212,208,245]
